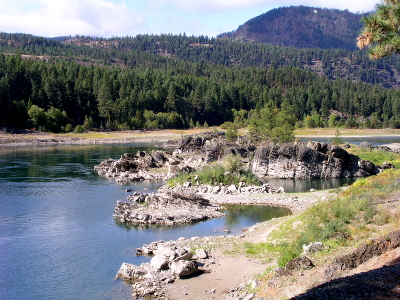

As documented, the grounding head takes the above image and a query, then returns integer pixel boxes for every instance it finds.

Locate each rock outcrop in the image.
[94,150,187,182]
[95,134,384,183]
[324,230,400,281]
[159,181,285,200]
[170,132,256,162]
[113,192,225,225]
[116,240,212,298]
[252,141,380,179]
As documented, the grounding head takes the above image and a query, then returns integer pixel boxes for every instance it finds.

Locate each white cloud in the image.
[0,0,145,37]
[0,0,379,38]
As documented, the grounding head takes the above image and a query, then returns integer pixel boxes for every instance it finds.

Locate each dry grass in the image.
[295,128,400,137]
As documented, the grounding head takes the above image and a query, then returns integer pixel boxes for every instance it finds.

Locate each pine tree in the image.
[357,0,400,58]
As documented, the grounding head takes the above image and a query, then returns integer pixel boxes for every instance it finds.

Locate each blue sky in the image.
[0,0,378,38]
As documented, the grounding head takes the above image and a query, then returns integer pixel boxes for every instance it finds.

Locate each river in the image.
[0,143,290,300]
[1,136,396,300]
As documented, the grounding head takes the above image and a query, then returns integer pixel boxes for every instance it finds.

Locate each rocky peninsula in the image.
[113,192,224,225]
[93,132,394,227]
[95,132,385,183]
[93,132,400,299]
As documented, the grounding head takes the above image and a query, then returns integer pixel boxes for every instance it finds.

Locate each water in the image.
[0,143,290,300]
[263,177,356,193]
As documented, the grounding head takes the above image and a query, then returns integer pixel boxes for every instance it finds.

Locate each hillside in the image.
[218,6,369,51]
[1,6,400,133]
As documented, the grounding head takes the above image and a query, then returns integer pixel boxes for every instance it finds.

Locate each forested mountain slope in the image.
[2,32,399,89]
[1,6,400,133]
[218,6,369,51]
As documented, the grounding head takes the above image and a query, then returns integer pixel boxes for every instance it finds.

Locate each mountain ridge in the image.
[218,6,370,51]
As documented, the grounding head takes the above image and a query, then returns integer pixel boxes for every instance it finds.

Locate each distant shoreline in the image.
[0,128,399,147]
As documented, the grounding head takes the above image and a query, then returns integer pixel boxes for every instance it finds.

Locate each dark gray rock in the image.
[252,142,380,179]
[286,256,314,271]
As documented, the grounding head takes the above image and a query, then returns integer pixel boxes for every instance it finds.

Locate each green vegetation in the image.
[348,148,400,167]
[330,128,344,145]
[1,30,400,133]
[244,168,400,267]
[358,0,400,58]
[168,155,260,187]
[248,100,296,142]
[225,123,238,142]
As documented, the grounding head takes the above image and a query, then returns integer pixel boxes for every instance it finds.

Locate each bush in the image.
[330,128,344,145]
[168,160,260,187]
[73,124,85,133]
[224,154,243,174]
[225,124,238,142]
[64,123,74,133]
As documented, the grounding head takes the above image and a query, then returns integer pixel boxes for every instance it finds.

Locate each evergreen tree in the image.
[357,0,400,58]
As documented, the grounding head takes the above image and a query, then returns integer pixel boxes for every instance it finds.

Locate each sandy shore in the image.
[1,128,400,147]
[0,130,185,146]
[201,189,335,214]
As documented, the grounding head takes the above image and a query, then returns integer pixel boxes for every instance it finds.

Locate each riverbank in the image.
[137,185,400,300]
[0,129,182,146]
[1,128,400,146]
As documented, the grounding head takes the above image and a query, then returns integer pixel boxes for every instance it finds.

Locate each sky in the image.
[0,0,378,38]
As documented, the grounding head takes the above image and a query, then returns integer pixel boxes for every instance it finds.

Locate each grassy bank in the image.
[242,168,400,269]
[348,147,400,167]
[294,128,400,137]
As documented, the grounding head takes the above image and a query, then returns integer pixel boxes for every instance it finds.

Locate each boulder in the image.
[195,249,209,259]
[150,254,169,271]
[302,242,325,255]
[286,256,314,271]
[116,263,147,280]
[170,260,199,277]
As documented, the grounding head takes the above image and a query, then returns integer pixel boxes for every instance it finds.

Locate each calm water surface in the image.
[0,143,290,300]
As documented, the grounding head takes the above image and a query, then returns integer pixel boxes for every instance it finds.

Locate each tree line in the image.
[2,33,400,89]
[1,52,400,133]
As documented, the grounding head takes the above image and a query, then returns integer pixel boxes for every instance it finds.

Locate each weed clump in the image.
[245,168,400,268]
[168,154,260,187]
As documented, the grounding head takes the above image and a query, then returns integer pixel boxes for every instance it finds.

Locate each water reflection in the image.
[263,177,357,193]
[114,204,291,236]
[223,204,291,227]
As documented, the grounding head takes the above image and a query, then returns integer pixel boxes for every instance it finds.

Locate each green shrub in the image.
[168,159,260,187]
[226,124,238,142]
[224,154,243,173]
[64,123,74,133]
[73,124,85,133]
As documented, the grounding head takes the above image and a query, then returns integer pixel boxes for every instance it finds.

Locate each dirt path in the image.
[161,190,336,300]
[161,190,400,300]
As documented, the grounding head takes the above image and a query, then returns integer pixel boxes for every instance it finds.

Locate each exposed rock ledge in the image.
[113,192,224,225]
[116,239,213,299]
[95,133,385,184]
[159,181,284,196]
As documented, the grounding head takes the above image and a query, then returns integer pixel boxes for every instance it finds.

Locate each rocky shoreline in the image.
[116,238,214,299]
[95,132,390,184]
[113,192,225,225]
[101,133,400,299]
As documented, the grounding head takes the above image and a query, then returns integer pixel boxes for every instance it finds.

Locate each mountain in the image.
[218,6,370,51]
[1,7,400,133]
